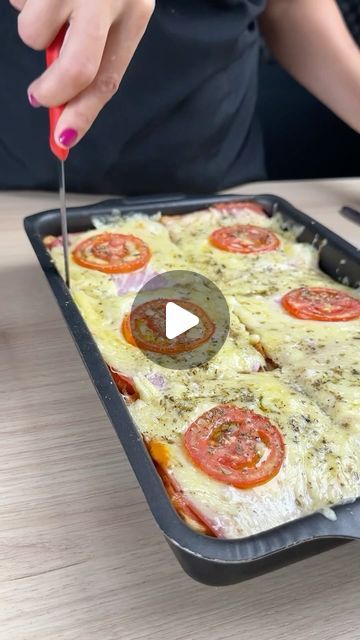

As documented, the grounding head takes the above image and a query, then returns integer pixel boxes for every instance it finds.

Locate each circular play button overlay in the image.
[124,270,230,369]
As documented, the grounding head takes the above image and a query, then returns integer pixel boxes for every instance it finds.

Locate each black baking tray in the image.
[24,193,360,586]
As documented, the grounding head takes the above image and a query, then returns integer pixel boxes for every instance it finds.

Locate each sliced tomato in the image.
[209,224,280,254]
[122,315,137,347]
[72,233,151,273]
[121,298,215,355]
[110,369,139,403]
[213,201,266,216]
[147,441,217,536]
[184,404,285,489]
[281,287,360,322]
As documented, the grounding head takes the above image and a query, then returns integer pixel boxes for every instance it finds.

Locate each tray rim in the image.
[24,192,360,563]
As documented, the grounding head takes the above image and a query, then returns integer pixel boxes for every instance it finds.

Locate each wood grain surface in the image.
[0,180,359,640]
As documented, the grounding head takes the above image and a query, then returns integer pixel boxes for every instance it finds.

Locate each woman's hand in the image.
[10,0,155,148]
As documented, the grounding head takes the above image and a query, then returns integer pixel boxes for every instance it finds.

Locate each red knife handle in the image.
[46,25,69,161]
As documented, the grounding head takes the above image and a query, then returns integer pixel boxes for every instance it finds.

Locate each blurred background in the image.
[257,0,360,180]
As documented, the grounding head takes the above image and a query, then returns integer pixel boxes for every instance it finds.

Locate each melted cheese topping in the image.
[130,374,359,538]
[71,288,265,387]
[234,294,360,428]
[50,216,186,298]
[47,205,360,538]
[163,208,323,295]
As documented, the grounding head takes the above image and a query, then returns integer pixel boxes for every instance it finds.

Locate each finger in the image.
[9,0,26,11]
[27,3,111,107]
[54,0,154,148]
[17,0,70,50]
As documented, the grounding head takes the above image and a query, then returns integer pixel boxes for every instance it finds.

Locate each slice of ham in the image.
[44,234,77,249]
[146,439,221,537]
[211,201,267,217]
[155,462,218,537]
[112,265,161,294]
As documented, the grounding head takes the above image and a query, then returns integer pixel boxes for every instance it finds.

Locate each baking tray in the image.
[24,194,360,586]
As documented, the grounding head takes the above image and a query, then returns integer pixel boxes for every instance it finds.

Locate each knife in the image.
[46,26,71,288]
[340,205,360,225]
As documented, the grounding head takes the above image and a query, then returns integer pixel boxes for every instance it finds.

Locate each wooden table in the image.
[1,179,359,640]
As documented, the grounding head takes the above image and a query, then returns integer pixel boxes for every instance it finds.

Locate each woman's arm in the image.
[260,0,360,133]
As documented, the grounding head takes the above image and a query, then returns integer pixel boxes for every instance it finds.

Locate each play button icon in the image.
[127,270,230,370]
[165,301,199,340]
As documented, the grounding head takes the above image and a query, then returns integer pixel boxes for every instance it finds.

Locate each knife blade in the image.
[46,26,71,287]
[58,157,70,287]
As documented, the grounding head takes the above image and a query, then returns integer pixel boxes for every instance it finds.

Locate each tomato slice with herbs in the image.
[121,298,215,355]
[281,287,360,321]
[184,405,285,489]
[213,201,266,216]
[110,369,139,403]
[209,224,280,254]
[72,233,151,273]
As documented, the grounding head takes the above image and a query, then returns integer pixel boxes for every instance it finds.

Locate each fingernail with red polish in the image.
[28,92,41,108]
[58,128,78,148]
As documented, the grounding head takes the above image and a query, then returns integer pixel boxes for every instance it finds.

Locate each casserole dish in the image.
[24,194,360,585]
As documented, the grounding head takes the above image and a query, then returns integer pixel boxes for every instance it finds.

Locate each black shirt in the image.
[1,0,266,194]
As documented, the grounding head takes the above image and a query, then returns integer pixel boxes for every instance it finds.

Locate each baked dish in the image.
[45,201,360,538]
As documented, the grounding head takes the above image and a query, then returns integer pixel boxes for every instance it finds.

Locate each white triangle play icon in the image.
[165,302,200,340]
